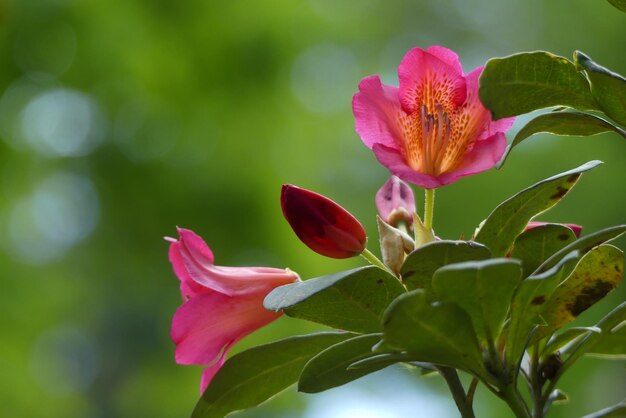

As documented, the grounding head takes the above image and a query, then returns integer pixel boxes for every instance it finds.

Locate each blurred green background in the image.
[0,0,624,417]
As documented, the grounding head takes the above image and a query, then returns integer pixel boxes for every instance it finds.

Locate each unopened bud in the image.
[281,184,367,259]
[377,216,415,276]
[375,176,416,229]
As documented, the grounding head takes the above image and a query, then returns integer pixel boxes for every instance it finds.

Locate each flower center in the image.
[402,103,452,177]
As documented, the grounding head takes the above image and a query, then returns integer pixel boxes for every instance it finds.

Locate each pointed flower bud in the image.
[377,215,415,276]
[281,184,367,259]
[375,176,416,228]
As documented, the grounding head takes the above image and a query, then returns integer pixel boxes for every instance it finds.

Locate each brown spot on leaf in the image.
[550,186,569,200]
[567,280,616,316]
[566,174,580,183]
[531,296,546,305]
[557,234,570,241]
[615,265,622,273]
[376,279,384,284]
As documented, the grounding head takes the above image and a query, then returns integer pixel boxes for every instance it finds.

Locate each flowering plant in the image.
[167,8,626,416]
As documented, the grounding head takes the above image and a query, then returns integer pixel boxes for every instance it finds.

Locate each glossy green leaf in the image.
[479,51,596,119]
[475,160,600,257]
[608,0,626,12]
[432,259,522,344]
[542,327,600,359]
[511,223,577,276]
[299,334,389,393]
[347,352,418,370]
[192,332,354,418]
[586,323,626,359]
[498,111,626,167]
[504,252,580,375]
[536,245,624,341]
[575,51,626,126]
[381,290,487,377]
[535,224,626,274]
[264,266,405,333]
[401,240,491,293]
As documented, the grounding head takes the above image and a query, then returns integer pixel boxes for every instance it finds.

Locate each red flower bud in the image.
[281,184,367,258]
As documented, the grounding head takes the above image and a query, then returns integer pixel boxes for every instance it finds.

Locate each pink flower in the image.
[352,46,514,189]
[525,221,583,238]
[281,184,367,259]
[167,228,299,392]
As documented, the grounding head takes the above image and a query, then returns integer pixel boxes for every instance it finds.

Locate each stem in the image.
[360,248,393,275]
[501,384,531,418]
[423,188,436,230]
[466,378,479,407]
[530,344,544,418]
[437,367,476,418]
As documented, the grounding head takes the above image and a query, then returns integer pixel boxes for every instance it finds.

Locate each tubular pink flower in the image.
[353,46,514,189]
[167,228,299,392]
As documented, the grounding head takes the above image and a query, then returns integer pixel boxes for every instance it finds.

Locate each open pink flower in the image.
[167,228,299,392]
[353,46,514,189]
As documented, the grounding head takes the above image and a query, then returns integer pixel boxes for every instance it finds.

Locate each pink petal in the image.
[398,47,466,114]
[462,66,515,141]
[177,228,214,264]
[372,144,444,189]
[169,241,212,300]
[436,132,507,186]
[172,229,298,297]
[424,46,464,75]
[353,75,405,150]
[171,291,281,365]
[199,348,229,393]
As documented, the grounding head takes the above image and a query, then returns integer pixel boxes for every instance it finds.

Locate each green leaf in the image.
[511,223,577,276]
[264,266,405,333]
[474,160,601,257]
[192,332,354,418]
[381,289,487,378]
[299,334,389,393]
[347,352,423,370]
[608,0,626,12]
[586,323,626,359]
[479,51,596,119]
[542,327,600,359]
[401,240,491,293]
[432,259,522,344]
[536,245,624,340]
[535,224,626,274]
[582,400,626,418]
[575,51,626,126]
[498,111,626,167]
[504,252,581,375]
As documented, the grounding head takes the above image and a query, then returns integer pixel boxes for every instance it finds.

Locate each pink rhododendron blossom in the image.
[353,46,514,189]
[525,221,583,238]
[167,228,299,392]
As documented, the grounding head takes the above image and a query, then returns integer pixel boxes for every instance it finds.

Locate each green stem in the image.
[437,367,476,418]
[501,384,531,418]
[423,188,436,230]
[360,248,393,274]
[530,344,544,418]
